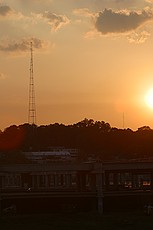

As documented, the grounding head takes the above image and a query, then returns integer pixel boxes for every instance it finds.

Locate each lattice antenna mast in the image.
[28,41,36,125]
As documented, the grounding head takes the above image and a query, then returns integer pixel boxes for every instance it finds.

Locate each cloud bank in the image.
[0,4,25,20]
[43,11,70,31]
[146,0,153,3]
[0,38,48,54]
[95,8,153,34]
[73,8,93,17]
[0,5,13,16]
[127,30,150,43]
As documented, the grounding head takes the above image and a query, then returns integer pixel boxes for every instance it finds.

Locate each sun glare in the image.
[145,88,153,109]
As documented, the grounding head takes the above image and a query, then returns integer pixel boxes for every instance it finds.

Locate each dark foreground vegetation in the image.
[1,211,153,230]
[0,118,153,163]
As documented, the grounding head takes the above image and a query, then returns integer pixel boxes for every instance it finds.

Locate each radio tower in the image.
[28,41,36,125]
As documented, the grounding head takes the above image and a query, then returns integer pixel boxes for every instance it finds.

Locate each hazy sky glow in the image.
[1,0,153,130]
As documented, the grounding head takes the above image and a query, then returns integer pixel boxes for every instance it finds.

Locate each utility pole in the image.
[28,41,36,125]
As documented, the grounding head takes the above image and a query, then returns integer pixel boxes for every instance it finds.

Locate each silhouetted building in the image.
[1,161,153,214]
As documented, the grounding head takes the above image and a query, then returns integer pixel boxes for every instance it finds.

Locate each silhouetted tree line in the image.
[0,118,153,163]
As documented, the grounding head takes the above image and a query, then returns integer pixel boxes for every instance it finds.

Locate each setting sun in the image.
[145,88,153,109]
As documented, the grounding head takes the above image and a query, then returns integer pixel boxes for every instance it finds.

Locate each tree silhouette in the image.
[1,119,153,163]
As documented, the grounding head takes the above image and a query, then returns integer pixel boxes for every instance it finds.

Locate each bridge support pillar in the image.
[96,163,104,215]
[0,197,2,216]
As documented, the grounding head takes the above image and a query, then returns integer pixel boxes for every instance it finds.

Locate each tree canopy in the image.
[0,119,153,163]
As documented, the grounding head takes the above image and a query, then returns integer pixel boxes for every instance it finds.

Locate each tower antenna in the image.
[123,112,125,129]
[28,41,36,125]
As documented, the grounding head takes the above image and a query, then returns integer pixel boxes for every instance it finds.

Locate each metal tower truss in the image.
[28,41,36,125]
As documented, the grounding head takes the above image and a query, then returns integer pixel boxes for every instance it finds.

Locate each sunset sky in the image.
[1,0,153,130]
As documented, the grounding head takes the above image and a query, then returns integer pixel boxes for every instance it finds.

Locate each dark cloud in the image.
[0,5,13,16]
[43,12,70,31]
[0,38,47,53]
[95,8,153,34]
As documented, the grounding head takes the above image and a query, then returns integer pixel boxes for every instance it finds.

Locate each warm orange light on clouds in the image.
[1,0,153,130]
